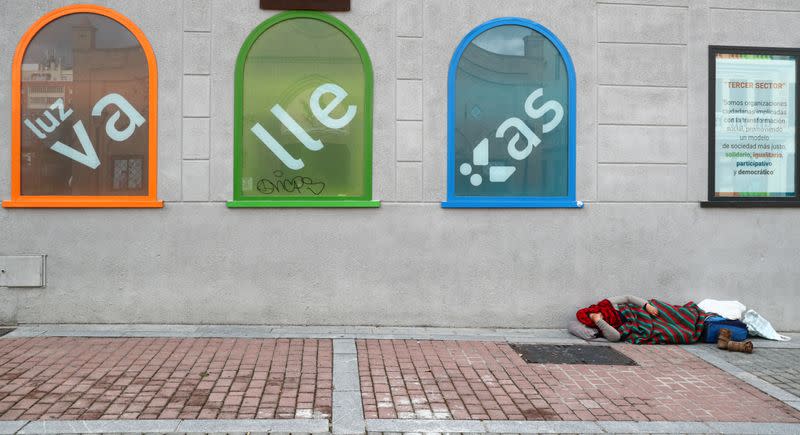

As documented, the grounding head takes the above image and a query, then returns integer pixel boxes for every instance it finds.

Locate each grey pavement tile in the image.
[0,421,28,435]
[786,400,800,411]
[597,421,716,433]
[504,336,587,345]
[7,325,799,345]
[366,419,485,433]
[495,328,574,338]
[1,328,44,338]
[239,432,311,435]
[271,326,351,334]
[734,372,800,401]
[193,325,274,338]
[707,422,800,434]
[745,335,800,349]
[331,326,375,334]
[351,334,407,340]
[375,327,497,335]
[199,432,251,435]
[358,327,526,342]
[34,330,129,337]
[30,324,197,337]
[333,352,360,392]
[484,421,603,434]
[175,418,329,433]
[683,347,746,374]
[18,419,181,434]
[332,391,365,434]
[121,330,203,338]
[115,324,201,333]
[685,344,800,409]
[9,324,594,343]
[272,333,351,339]
[423,334,508,342]
[334,338,357,354]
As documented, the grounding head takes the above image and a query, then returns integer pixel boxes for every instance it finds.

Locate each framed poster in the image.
[705,46,800,207]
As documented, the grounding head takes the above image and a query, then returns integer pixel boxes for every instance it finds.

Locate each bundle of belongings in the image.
[697,299,791,343]
[568,296,790,352]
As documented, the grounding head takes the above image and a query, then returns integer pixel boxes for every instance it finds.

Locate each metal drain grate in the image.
[510,344,638,366]
[0,328,15,337]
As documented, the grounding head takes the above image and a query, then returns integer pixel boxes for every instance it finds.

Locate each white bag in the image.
[743,309,791,341]
[698,299,746,320]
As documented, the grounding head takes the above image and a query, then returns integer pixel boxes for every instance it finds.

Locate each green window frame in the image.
[227,11,379,208]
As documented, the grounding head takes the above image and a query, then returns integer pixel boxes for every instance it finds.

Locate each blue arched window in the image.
[442,18,582,208]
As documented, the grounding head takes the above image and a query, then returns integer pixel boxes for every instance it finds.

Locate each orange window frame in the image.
[2,4,162,208]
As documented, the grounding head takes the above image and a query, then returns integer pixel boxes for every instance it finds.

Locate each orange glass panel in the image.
[20,13,148,196]
[3,5,161,208]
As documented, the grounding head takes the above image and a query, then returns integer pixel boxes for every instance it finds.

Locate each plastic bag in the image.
[698,299,746,320]
[743,309,791,341]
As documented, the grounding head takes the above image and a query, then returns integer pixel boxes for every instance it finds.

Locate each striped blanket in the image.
[617,299,709,344]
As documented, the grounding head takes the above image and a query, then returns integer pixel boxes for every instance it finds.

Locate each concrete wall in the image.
[1,0,799,330]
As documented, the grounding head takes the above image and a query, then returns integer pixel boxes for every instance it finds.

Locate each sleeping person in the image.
[577,295,655,342]
[573,295,707,345]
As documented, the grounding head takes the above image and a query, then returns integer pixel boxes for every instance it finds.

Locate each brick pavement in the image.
[357,339,800,422]
[0,337,332,421]
[714,347,800,397]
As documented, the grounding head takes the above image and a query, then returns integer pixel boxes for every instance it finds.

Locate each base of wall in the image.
[2,202,797,329]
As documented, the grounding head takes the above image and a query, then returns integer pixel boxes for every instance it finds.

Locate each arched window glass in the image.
[442,18,581,208]
[227,11,378,208]
[3,5,161,208]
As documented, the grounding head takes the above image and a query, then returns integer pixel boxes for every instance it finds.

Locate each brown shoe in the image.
[725,340,754,353]
[717,328,732,350]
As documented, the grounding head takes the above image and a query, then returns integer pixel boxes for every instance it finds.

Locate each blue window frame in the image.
[442,18,582,208]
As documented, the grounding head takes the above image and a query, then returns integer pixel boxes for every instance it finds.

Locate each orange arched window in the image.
[2,5,161,208]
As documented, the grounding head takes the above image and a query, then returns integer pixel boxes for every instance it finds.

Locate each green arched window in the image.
[227,11,378,208]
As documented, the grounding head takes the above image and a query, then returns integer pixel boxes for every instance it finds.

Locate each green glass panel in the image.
[239,16,368,200]
[454,25,569,197]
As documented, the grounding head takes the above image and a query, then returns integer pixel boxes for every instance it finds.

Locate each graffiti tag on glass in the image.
[256,170,326,195]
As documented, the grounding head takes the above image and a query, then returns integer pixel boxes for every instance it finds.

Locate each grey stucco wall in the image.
[1,0,799,330]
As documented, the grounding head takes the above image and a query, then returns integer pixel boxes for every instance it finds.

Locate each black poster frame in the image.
[703,45,800,208]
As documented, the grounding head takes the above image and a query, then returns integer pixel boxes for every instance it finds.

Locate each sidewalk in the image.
[1,325,800,434]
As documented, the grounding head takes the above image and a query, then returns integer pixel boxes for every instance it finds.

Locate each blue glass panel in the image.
[452,24,569,198]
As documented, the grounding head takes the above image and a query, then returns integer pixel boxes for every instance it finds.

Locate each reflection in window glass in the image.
[19,13,149,196]
[453,24,569,198]
[112,157,143,191]
[240,17,367,200]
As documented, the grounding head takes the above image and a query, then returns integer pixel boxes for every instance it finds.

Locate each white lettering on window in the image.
[92,93,145,142]
[23,94,144,169]
[460,88,563,186]
[270,104,324,151]
[525,88,563,134]
[310,83,357,129]
[496,117,539,161]
[252,82,356,171]
[49,121,101,169]
[251,122,305,170]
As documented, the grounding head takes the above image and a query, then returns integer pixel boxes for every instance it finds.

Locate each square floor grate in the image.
[510,344,638,366]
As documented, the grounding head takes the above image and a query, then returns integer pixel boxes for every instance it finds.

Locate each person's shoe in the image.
[725,340,754,353]
[717,328,732,349]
